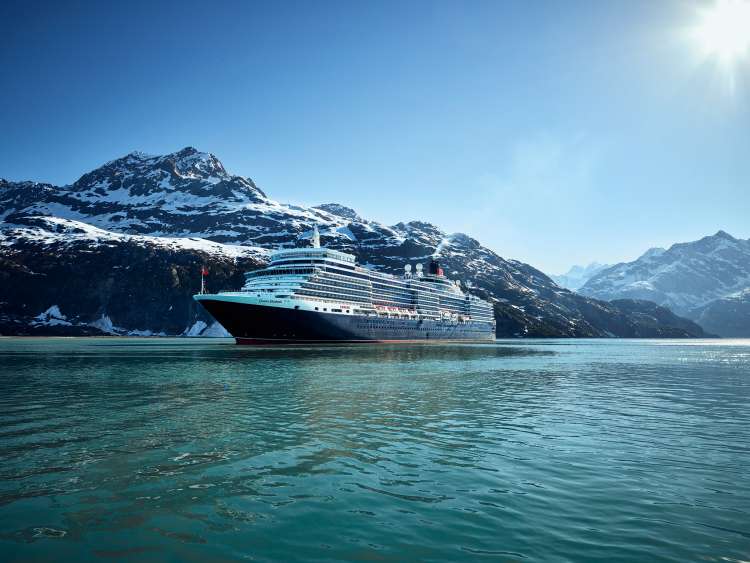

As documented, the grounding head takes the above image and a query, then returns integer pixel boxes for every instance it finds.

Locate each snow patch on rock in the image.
[90,314,116,334]
[33,305,72,326]
[183,320,230,337]
[0,216,269,260]
[184,320,207,336]
[201,321,230,337]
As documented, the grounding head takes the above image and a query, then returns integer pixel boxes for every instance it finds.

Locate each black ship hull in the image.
[196,298,495,344]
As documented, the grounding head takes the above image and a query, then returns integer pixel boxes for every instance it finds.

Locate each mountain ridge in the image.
[579,230,750,336]
[1,147,709,338]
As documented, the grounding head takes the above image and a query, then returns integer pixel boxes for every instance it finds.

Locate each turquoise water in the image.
[0,338,748,562]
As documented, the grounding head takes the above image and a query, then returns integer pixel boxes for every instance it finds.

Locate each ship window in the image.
[323,308,328,311]
[315,307,319,311]
[294,305,300,310]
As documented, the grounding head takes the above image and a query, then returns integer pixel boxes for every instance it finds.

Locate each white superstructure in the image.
[210,229,495,325]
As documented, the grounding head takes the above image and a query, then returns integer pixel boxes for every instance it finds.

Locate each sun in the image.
[692,0,750,63]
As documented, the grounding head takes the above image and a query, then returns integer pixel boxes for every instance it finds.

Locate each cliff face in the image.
[0,217,266,336]
[0,148,708,338]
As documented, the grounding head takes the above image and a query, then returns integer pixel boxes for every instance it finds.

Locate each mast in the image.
[312,225,321,248]
[200,265,207,295]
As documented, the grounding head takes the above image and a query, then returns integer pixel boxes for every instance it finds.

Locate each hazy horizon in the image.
[2,0,749,273]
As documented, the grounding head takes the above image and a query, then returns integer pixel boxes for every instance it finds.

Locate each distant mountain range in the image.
[579,231,750,336]
[0,147,709,338]
[551,262,611,291]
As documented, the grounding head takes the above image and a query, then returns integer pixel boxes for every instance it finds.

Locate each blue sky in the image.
[1,0,748,273]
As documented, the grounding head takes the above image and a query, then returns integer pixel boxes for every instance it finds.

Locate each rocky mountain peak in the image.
[0,147,272,239]
[639,247,666,260]
[65,147,266,206]
[167,147,228,180]
[74,146,231,189]
[712,229,736,241]
[395,220,443,236]
[313,203,360,221]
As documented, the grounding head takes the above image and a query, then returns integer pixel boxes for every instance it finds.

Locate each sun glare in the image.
[692,0,750,63]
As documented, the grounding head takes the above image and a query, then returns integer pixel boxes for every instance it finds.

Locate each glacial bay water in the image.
[0,338,748,562]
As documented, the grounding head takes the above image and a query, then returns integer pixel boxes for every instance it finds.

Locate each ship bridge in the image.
[269,247,356,267]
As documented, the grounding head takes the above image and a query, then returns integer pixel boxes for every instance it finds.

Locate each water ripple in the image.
[0,338,748,562]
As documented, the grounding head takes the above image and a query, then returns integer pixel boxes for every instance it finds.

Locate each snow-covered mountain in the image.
[551,262,611,291]
[579,231,750,336]
[1,147,709,338]
[2,147,328,245]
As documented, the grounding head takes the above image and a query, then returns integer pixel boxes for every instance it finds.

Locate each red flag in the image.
[201,266,208,276]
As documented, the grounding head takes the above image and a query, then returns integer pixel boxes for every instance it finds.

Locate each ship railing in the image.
[270,248,356,264]
[289,293,373,309]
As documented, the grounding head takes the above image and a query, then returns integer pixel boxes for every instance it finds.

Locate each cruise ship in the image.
[194,227,496,344]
